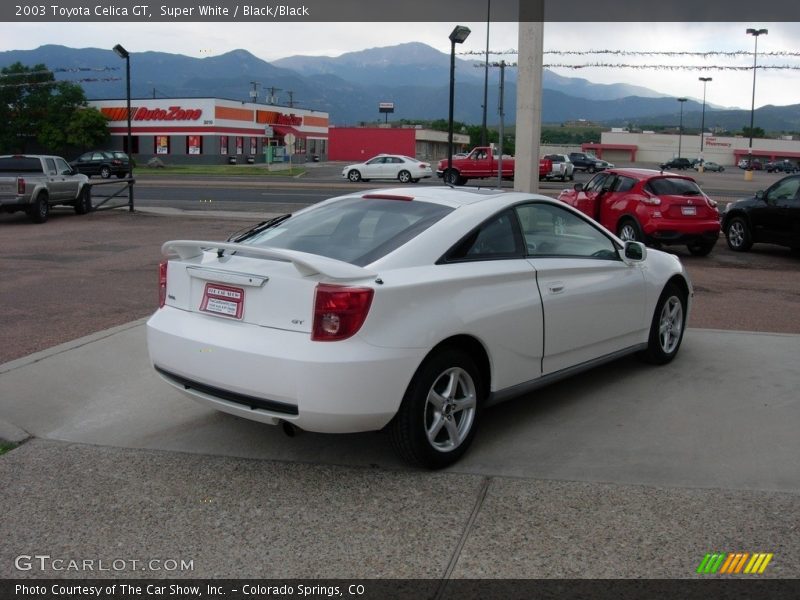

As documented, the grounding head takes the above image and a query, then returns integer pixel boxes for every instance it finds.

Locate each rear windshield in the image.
[645,177,703,196]
[241,197,453,266]
[0,157,43,173]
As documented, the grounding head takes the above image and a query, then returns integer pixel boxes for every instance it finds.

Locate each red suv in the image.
[557,168,720,256]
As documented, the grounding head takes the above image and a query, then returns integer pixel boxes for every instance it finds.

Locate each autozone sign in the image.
[100,106,203,121]
[134,106,202,121]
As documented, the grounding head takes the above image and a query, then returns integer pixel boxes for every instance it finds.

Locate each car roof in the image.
[604,167,695,180]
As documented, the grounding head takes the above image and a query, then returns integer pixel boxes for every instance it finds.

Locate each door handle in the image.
[548,282,565,294]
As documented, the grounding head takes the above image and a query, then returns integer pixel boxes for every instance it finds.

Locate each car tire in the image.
[74,187,92,215]
[617,218,643,243]
[347,170,362,182]
[398,170,412,184]
[100,165,111,179]
[588,166,596,173]
[116,172,127,179]
[29,192,50,224]
[640,282,687,365]
[724,216,753,252]
[390,348,482,469]
[444,169,463,186]
[687,240,715,256]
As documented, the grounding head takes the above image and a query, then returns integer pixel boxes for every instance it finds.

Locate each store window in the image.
[235,137,244,155]
[155,136,169,155]
[187,135,202,155]
[220,136,228,155]
[249,137,257,155]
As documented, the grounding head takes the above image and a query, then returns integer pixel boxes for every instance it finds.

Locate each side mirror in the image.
[755,190,765,201]
[622,241,647,263]
[573,183,583,192]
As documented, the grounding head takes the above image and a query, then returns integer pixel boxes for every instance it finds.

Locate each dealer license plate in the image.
[681,206,697,216]
[200,283,244,319]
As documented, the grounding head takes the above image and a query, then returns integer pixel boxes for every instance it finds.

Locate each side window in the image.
[766,177,800,202]
[44,158,56,175]
[446,209,523,261]
[612,176,636,192]
[516,203,619,260]
[55,158,70,174]
[584,173,608,193]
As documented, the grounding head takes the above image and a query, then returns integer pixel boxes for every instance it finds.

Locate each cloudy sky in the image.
[1,21,799,110]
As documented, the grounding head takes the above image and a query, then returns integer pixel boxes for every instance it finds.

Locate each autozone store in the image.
[88,98,329,165]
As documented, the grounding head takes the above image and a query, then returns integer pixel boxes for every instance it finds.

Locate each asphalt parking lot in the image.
[1,205,799,587]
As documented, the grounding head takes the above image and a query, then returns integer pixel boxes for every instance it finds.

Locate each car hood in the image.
[725,195,759,211]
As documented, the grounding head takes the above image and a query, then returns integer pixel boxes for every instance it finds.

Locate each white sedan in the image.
[341,154,433,183]
[147,187,691,469]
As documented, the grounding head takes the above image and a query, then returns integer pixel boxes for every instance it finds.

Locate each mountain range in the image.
[1,43,799,132]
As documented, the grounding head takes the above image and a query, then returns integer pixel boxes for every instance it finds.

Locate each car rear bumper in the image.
[147,306,423,434]
[643,219,720,246]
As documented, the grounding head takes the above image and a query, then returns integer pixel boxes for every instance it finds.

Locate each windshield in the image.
[645,177,703,196]
[241,197,453,266]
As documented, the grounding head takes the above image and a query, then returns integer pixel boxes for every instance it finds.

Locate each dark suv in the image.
[659,157,693,171]
[70,151,130,179]
[765,160,798,174]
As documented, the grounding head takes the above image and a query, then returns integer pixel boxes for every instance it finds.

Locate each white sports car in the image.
[341,154,433,183]
[147,187,691,469]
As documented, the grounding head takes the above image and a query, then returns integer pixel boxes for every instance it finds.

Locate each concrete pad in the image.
[451,477,800,578]
[0,322,798,492]
[0,440,483,579]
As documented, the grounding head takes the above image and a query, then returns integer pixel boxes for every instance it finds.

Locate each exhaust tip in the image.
[281,420,300,437]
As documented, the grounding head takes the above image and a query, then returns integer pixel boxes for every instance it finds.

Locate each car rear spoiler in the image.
[162,240,377,281]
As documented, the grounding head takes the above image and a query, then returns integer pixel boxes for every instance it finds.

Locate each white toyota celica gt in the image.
[147,187,691,469]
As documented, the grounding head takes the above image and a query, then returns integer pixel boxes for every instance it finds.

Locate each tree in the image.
[0,62,109,154]
[741,126,765,139]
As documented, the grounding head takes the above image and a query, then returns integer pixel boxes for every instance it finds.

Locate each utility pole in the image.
[514,21,544,193]
[496,60,506,188]
[286,90,296,108]
[249,81,260,103]
[266,86,282,105]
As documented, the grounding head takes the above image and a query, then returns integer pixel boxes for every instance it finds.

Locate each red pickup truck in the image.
[437,147,552,186]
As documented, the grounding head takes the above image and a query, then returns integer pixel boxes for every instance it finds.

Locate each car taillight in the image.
[641,195,661,206]
[158,261,168,308]
[17,178,25,195]
[419,163,429,169]
[312,284,374,341]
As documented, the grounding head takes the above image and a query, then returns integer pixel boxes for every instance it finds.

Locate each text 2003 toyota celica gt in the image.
[147,187,691,469]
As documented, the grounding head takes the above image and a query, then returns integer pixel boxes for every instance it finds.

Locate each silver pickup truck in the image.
[0,154,91,223]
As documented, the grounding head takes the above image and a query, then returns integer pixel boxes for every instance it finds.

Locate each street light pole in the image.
[481,0,490,147]
[113,43,133,211]
[447,25,471,184]
[698,77,712,155]
[677,97,687,159]
[745,28,767,175]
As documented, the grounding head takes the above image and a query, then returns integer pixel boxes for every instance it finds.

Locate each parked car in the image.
[722,174,800,252]
[341,154,432,184]
[765,160,799,174]
[659,157,693,171]
[568,152,605,173]
[737,158,763,170]
[541,154,575,181]
[557,168,720,256]
[0,154,91,223]
[147,187,691,469]
[70,150,130,179]
[595,159,615,171]
[695,161,725,172]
